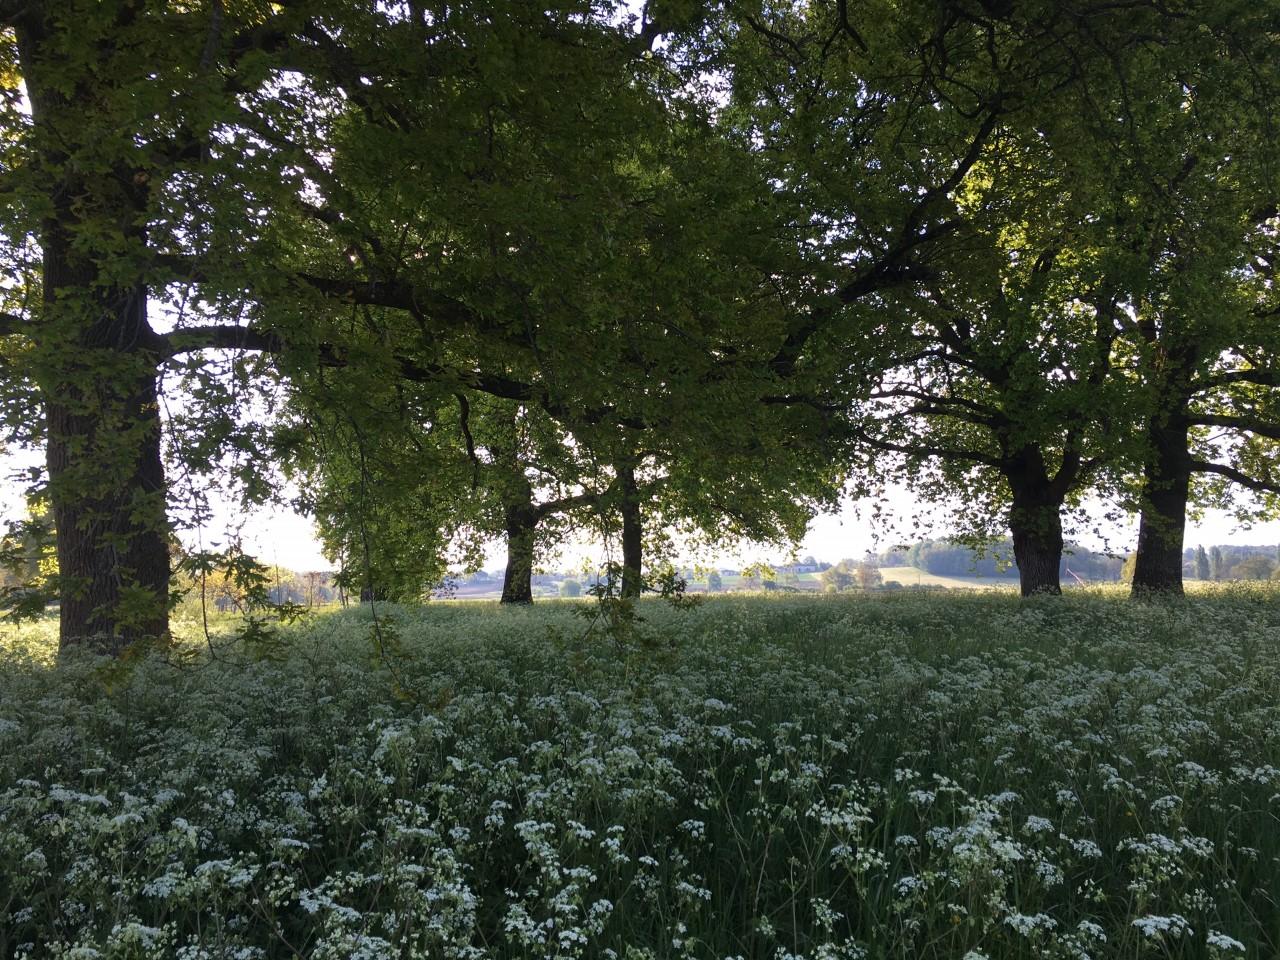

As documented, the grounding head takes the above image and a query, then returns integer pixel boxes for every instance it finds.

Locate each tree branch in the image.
[533,484,614,522]
[0,312,31,337]
[155,253,483,330]
[869,386,1003,424]
[158,324,283,358]
[1200,367,1280,389]
[1188,413,1280,440]
[849,425,1000,467]
[1189,458,1280,495]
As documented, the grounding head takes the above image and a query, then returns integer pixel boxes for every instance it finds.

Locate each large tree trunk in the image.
[1006,454,1064,596]
[501,481,536,604]
[1131,416,1191,597]
[618,462,643,599]
[20,20,171,653]
[43,293,171,652]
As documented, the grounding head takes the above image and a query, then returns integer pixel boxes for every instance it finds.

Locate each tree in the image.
[1194,546,1211,582]
[705,570,723,592]
[255,4,850,610]
[0,1,270,648]
[3,1,759,649]
[559,579,582,598]
[1228,555,1276,581]
[853,560,882,590]
[717,0,1173,597]
[819,561,854,592]
[1210,546,1225,582]
[1098,5,1280,595]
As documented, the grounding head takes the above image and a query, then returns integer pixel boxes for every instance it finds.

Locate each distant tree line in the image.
[1185,545,1280,581]
[899,540,1123,582]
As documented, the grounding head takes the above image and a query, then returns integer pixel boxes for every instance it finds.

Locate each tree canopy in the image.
[1,0,1278,651]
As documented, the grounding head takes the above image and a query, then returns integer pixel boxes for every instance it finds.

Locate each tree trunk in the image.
[20,18,171,652]
[501,482,536,604]
[1131,416,1191,597]
[1006,459,1064,597]
[618,462,643,599]
[44,299,171,652]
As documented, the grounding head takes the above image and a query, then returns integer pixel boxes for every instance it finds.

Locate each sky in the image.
[171,487,1280,573]
[6,461,1270,575]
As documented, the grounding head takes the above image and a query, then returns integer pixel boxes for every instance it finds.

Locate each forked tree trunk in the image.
[501,483,536,605]
[1131,417,1191,597]
[618,462,643,599]
[1006,461,1064,597]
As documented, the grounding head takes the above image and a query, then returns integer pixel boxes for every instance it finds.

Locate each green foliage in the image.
[1227,555,1276,581]
[1194,546,1211,581]
[0,498,55,622]
[6,0,1280,651]
[559,578,582,598]
[172,545,306,660]
[575,560,699,655]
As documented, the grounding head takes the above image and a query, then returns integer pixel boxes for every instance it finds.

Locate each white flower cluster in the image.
[0,588,1275,958]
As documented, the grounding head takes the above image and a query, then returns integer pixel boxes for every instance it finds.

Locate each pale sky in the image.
[146,479,1280,574]
[5,440,1279,574]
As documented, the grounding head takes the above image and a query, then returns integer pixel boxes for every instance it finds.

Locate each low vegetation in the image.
[2,589,1277,958]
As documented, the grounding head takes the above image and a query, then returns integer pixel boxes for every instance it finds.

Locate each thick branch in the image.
[1189,458,1280,495]
[533,486,612,522]
[1200,368,1280,390]
[156,254,483,331]
[159,324,283,357]
[869,386,1003,423]
[849,425,999,467]
[292,272,480,327]
[0,312,30,337]
[1188,413,1280,440]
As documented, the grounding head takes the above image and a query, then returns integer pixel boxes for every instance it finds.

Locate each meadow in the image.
[1,588,1278,959]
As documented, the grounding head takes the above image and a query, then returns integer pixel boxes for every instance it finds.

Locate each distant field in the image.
[434,565,1026,599]
[3,587,1278,958]
[877,565,1019,589]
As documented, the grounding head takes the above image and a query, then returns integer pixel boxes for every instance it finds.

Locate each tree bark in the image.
[43,294,171,652]
[1131,416,1191,596]
[1005,454,1064,596]
[618,462,643,599]
[19,15,172,652]
[501,480,536,604]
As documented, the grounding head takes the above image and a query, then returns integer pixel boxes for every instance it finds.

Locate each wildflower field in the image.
[2,589,1279,959]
